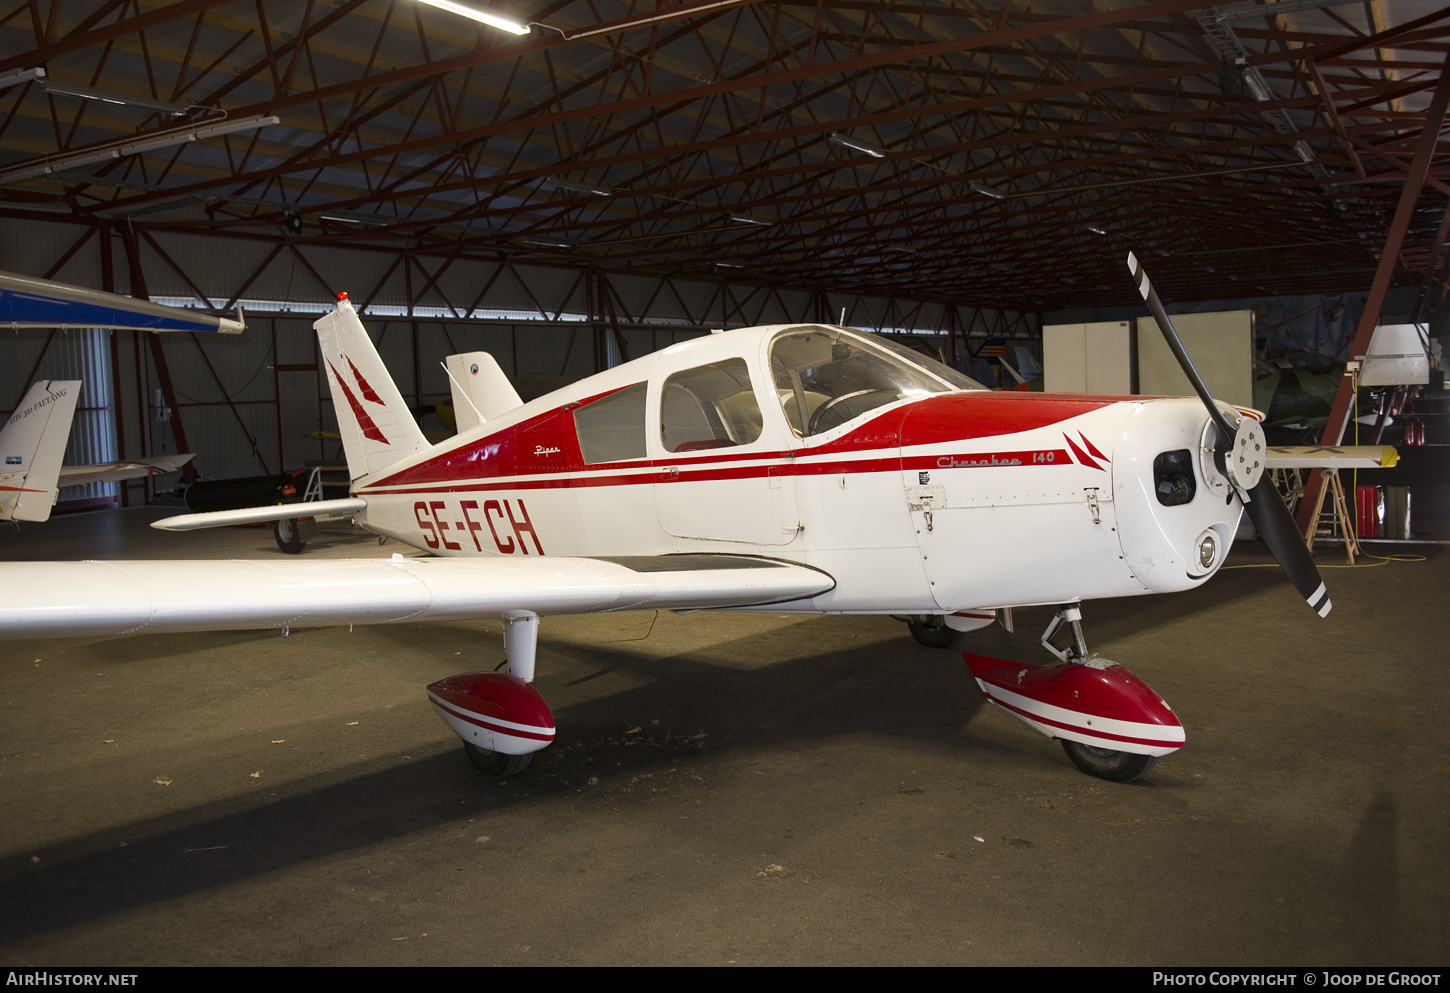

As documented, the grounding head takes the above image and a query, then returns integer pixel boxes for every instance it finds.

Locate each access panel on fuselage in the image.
[899,394,1147,610]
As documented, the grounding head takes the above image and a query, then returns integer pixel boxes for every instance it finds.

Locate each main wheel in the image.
[906,615,965,649]
[463,741,531,776]
[1061,740,1158,783]
[274,517,306,554]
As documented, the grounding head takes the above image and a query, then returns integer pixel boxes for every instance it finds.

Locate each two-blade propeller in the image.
[1127,252,1331,618]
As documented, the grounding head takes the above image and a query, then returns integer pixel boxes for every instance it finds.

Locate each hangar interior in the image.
[1,0,1448,967]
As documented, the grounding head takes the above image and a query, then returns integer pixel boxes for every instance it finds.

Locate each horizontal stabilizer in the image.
[0,554,836,637]
[151,496,368,531]
[60,453,194,488]
[0,270,243,333]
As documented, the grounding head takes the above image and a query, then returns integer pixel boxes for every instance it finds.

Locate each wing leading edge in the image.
[0,554,835,638]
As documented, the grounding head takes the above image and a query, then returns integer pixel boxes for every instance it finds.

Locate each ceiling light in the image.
[417,0,530,35]
[0,67,44,91]
[545,177,614,196]
[1242,66,1274,103]
[0,114,281,185]
[969,180,1006,199]
[828,132,886,159]
[320,211,392,226]
[1086,224,1107,235]
[43,80,194,117]
[519,238,572,249]
[727,213,771,226]
[1293,140,1315,163]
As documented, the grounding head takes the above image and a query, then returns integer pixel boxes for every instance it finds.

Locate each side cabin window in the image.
[660,359,763,454]
[574,383,647,464]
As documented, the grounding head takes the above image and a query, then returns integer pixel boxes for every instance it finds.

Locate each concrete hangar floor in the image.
[1,507,1445,967]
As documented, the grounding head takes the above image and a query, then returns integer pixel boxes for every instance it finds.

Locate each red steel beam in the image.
[0,0,240,74]
[1295,45,1450,537]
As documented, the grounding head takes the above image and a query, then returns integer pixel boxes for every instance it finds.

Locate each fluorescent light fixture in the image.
[1086,224,1107,235]
[520,238,572,249]
[417,0,530,35]
[545,177,614,196]
[321,211,392,226]
[969,180,1006,199]
[827,131,886,158]
[43,79,193,117]
[0,67,44,91]
[0,114,280,185]
[727,213,771,226]
[1293,139,1315,163]
[1241,64,1274,103]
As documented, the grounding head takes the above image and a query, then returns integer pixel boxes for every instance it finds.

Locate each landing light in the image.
[1198,533,1217,570]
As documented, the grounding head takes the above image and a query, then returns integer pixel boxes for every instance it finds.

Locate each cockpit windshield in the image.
[770,326,986,436]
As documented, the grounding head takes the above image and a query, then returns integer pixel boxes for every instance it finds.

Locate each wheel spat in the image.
[1127,252,1330,618]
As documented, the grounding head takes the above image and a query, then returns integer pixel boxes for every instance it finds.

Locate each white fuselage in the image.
[349,326,1244,614]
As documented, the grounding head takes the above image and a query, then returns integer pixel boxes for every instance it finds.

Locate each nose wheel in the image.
[463,741,532,776]
[907,615,965,649]
[964,604,1183,783]
[1061,740,1158,782]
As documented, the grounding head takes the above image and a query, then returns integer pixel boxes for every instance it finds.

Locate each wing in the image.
[1266,445,1399,469]
[0,554,835,637]
[0,269,243,333]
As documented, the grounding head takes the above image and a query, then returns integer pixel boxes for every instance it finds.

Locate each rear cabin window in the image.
[574,383,647,464]
[660,359,763,454]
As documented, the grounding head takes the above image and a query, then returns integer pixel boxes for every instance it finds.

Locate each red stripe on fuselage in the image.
[361,391,1124,493]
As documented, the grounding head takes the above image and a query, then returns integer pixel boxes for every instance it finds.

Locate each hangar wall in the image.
[2,217,1039,505]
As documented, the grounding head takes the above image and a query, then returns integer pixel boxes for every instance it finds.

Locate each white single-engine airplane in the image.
[0,255,1328,782]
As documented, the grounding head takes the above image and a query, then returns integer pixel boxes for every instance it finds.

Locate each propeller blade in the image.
[1127,252,1331,619]
[1242,475,1332,617]
[1127,253,1239,443]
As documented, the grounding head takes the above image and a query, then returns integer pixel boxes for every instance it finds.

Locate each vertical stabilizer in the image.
[444,351,524,432]
[314,295,430,480]
[0,380,82,522]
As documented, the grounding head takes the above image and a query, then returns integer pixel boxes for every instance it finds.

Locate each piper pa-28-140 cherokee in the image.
[0,254,1328,782]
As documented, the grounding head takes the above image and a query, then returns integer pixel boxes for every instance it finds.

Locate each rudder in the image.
[314,295,429,480]
[0,380,81,522]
